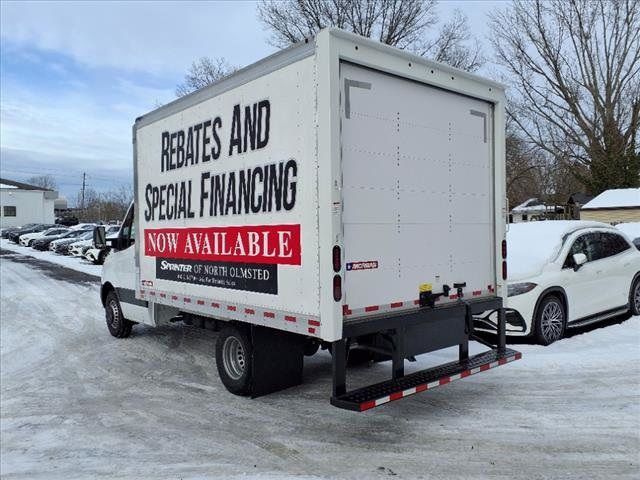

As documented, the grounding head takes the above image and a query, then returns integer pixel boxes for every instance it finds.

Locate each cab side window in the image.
[120,206,135,248]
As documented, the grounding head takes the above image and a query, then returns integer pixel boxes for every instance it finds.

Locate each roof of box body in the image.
[134,28,505,129]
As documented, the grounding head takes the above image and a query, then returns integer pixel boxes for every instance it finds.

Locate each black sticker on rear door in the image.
[346,261,379,271]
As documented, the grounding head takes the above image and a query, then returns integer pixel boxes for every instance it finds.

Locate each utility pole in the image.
[81,172,86,218]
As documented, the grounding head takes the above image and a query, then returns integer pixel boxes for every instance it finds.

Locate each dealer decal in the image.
[156,258,277,294]
[144,224,300,265]
[346,261,378,271]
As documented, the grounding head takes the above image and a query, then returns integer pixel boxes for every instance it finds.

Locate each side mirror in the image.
[572,253,587,271]
[93,226,106,249]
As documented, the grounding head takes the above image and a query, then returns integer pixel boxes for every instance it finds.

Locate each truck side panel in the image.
[134,55,323,337]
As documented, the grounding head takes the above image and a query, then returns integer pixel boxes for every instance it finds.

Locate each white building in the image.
[0,178,58,228]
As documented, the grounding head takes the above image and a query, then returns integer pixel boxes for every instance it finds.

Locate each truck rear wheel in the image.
[105,291,133,338]
[216,325,252,396]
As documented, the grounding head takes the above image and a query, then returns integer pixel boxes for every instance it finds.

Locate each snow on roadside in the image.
[0,238,101,278]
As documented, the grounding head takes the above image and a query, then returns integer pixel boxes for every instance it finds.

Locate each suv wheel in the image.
[630,277,640,316]
[534,295,566,345]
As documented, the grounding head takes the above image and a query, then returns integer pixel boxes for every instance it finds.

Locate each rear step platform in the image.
[331,348,521,411]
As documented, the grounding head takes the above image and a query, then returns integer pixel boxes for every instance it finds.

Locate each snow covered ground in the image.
[1,249,639,479]
[0,238,101,277]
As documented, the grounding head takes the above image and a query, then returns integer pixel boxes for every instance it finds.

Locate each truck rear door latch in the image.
[419,284,451,308]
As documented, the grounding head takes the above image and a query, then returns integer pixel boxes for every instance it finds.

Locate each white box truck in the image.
[95,28,521,411]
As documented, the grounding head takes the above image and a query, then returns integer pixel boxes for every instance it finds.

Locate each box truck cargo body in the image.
[98,29,521,411]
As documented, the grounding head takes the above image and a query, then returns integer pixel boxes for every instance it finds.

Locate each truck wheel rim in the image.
[222,336,245,380]
[634,283,640,312]
[107,300,120,329]
[541,301,563,342]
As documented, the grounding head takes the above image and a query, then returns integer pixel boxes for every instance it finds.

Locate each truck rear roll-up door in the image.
[340,62,496,316]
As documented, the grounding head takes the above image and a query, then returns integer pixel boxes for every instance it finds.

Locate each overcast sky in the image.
[0,0,504,204]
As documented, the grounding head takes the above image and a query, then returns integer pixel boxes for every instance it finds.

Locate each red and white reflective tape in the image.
[359,351,522,411]
[137,288,321,337]
[343,287,496,318]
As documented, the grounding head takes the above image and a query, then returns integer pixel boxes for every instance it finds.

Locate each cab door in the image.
[102,204,149,323]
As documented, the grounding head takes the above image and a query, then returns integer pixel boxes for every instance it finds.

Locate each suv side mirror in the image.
[93,226,106,249]
[572,253,587,271]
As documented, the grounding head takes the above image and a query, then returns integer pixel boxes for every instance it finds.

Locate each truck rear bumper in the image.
[332,297,521,411]
[331,347,521,411]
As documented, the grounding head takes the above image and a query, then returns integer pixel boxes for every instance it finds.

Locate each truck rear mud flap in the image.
[331,347,521,411]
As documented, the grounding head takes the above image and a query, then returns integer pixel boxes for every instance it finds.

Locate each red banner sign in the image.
[144,224,301,265]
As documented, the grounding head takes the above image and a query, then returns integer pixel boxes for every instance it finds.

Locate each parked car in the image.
[69,223,97,231]
[19,227,69,247]
[50,230,94,254]
[1,223,38,239]
[84,230,120,264]
[69,240,94,258]
[33,229,86,251]
[55,214,79,226]
[8,224,57,243]
[68,226,120,257]
[85,246,110,265]
[475,221,640,345]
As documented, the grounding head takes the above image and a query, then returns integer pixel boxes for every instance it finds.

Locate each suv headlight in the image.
[508,282,537,297]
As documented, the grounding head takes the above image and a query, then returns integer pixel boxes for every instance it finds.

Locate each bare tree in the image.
[26,175,57,190]
[423,10,483,71]
[258,0,483,71]
[74,185,132,222]
[176,57,237,97]
[491,0,640,194]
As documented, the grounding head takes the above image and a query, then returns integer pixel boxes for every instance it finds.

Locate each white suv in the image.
[477,221,640,345]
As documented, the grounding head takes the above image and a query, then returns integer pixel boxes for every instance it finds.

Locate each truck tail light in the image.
[501,239,507,259]
[332,245,341,272]
[502,261,507,280]
[333,275,342,301]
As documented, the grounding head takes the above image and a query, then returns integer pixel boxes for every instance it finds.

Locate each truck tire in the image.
[215,325,252,396]
[105,291,133,338]
[534,295,566,345]
[630,276,640,316]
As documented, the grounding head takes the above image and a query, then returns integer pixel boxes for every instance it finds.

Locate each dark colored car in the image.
[1,223,38,239]
[32,229,86,250]
[31,230,87,250]
[7,224,57,243]
[56,215,79,227]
